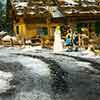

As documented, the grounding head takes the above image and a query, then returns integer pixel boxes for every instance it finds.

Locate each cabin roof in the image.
[11,0,100,17]
[11,0,64,17]
[58,0,100,15]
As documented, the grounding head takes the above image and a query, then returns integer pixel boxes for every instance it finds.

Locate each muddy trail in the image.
[0,52,100,100]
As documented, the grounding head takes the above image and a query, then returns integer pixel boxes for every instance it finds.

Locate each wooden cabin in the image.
[10,0,100,48]
[11,0,64,44]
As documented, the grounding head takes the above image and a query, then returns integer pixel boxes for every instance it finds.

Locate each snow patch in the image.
[75,61,99,72]
[15,2,28,8]
[0,71,13,93]
[16,56,50,77]
[0,71,13,80]
[15,90,51,100]
[0,47,20,56]
[64,48,100,60]
[59,0,78,5]
[21,46,42,52]
[0,47,50,77]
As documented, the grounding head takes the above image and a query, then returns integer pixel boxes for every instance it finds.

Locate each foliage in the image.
[0,2,5,31]
[6,0,13,32]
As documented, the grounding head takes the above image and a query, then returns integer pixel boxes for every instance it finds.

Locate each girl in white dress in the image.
[53,25,63,53]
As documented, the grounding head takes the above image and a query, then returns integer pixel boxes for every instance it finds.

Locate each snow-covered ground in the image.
[0,46,51,97]
[16,56,50,77]
[20,46,100,59]
[0,71,13,93]
[0,46,99,71]
[0,46,100,70]
[0,46,100,100]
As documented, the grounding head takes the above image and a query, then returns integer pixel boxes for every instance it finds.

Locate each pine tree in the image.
[0,2,4,31]
[6,0,13,34]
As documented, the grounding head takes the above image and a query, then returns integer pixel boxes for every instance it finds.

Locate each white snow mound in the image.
[0,71,13,93]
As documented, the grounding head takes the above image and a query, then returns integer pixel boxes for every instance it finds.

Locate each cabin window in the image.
[77,23,83,33]
[37,27,48,36]
[16,26,19,34]
[42,27,48,35]
[95,22,100,36]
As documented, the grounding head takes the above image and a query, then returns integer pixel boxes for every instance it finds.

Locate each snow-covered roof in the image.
[28,11,36,15]
[30,6,36,9]
[11,36,17,41]
[11,1,61,17]
[28,6,63,17]
[80,0,96,6]
[15,2,28,8]
[49,6,64,18]
[17,12,24,15]
[59,0,78,5]
[13,1,64,18]
[0,31,7,35]
[2,35,17,41]
[16,6,25,10]
[80,3,95,7]
[64,9,100,14]
[59,0,97,7]
[81,0,95,2]
[2,35,12,41]
[12,0,99,17]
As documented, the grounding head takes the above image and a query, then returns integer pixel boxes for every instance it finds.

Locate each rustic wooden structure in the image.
[9,0,100,48]
[58,0,100,48]
[10,0,63,47]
